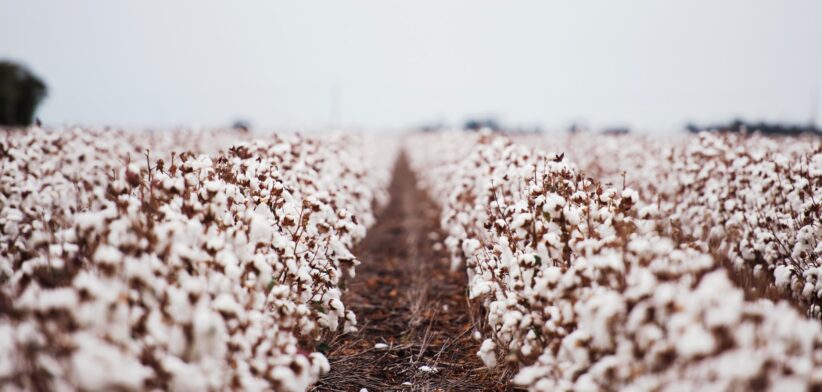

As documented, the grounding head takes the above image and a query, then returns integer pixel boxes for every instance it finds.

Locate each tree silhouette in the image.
[0,61,47,127]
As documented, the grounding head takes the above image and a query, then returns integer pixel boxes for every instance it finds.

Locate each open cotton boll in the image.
[774,265,794,290]
[249,206,275,245]
[71,333,153,391]
[462,238,482,257]
[419,365,437,373]
[478,339,497,368]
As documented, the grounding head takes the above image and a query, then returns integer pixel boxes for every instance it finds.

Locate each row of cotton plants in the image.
[529,132,822,318]
[407,131,822,391]
[0,127,393,391]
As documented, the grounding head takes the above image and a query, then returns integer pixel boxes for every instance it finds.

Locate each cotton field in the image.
[1,127,821,391]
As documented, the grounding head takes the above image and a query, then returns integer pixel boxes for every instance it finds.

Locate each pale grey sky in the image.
[1,0,821,132]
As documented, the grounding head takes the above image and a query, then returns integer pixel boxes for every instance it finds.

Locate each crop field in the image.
[1,127,820,391]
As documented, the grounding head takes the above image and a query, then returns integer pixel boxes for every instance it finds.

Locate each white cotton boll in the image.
[167,287,194,323]
[2,220,19,237]
[558,331,591,370]
[71,333,153,391]
[589,252,624,272]
[774,265,794,290]
[638,204,659,219]
[513,364,551,387]
[204,180,224,193]
[0,324,14,378]
[18,286,78,312]
[163,355,209,392]
[470,280,493,299]
[802,282,815,299]
[74,211,107,232]
[418,365,437,373]
[599,189,616,203]
[146,309,169,346]
[770,377,808,392]
[206,232,225,252]
[478,339,497,368]
[37,354,64,382]
[217,251,242,280]
[271,365,311,392]
[740,245,756,261]
[249,213,274,246]
[621,188,639,204]
[625,269,657,301]
[542,232,561,249]
[563,206,581,226]
[675,325,716,358]
[543,194,565,214]
[253,254,274,282]
[310,352,331,375]
[462,238,481,257]
[512,212,531,229]
[330,298,345,315]
[577,290,625,350]
[344,310,358,333]
[47,244,64,258]
[213,293,242,317]
[182,278,205,297]
[2,207,24,222]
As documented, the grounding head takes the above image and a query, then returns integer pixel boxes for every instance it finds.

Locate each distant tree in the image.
[232,119,251,132]
[463,117,501,132]
[686,118,821,136]
[0,61,47,127]
[601,127,630,135]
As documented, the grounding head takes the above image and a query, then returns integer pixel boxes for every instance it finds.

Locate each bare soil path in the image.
[313,155,512,392]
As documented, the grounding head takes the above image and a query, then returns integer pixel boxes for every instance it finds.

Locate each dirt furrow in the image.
[313,155,512,392]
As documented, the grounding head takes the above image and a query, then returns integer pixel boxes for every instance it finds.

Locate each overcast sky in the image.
[2,0,821,132]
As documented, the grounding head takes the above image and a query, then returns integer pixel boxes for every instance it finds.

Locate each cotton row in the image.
[0,127,393,391]
[529,132,822,317]
[407,131,822,391]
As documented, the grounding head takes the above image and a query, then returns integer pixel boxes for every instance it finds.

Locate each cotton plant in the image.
[0,127,394,391]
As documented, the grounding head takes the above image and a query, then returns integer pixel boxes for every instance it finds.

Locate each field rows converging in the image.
[1,128,821,391]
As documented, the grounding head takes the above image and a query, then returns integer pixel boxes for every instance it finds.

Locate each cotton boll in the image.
[638,204,659,219]
[478,339,497,368]
[462,238,482,258]
[71,333,153,391]
[774,265,794,290]
[309,352,330,375]
[675,325,716,359]
[563,206,581,226]
[418,365,437,373]
[249,207,275,245]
